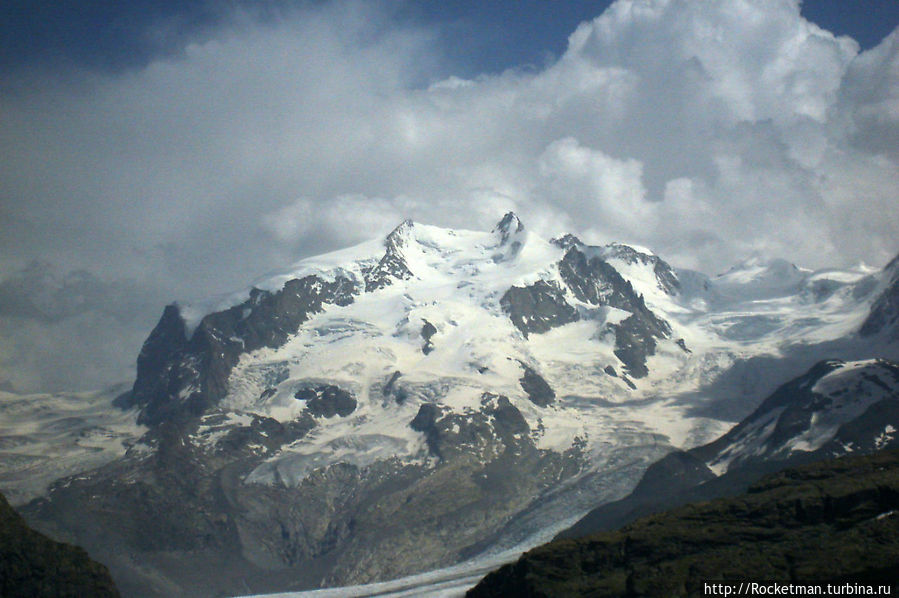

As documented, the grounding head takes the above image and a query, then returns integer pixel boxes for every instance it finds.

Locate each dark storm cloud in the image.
[0,0,303,74]
[0,263,169,392]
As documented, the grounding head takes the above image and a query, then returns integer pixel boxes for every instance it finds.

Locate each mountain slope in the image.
[0,490,120,598]
[14,216,899,597]
[468,449,899,598]
[560,358,899,541]
[861,254,899,339]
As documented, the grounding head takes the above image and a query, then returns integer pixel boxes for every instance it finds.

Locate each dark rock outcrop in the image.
[860,253,899,338]
[519,364,555,407]
[132,275,357,427]
[549,234,583,251]
[612,314,659,378]
[694,359,899,468]
[501,281,579,337]
[0,491,120,598]
[493,212,525,245]
[602,242,681,295]
[559,247,639,310]
[363,220,414,292]
[382,371,404,403]
[409,394,530,461]
[295,385,357,418]
[421,320,437,355]
[558,247,671,378]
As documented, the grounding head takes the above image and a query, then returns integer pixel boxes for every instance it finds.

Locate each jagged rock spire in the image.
[493,212,524,244]
[385,219,414,251]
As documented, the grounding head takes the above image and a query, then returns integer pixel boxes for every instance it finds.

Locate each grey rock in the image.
[860,253,899,338]
[133,275,358,427]
[295,386,357,418]
[421,320,437,355]
[500,281,579,337]
[558,247,671,378]
[363,220,414,292]
[518,363,555,407]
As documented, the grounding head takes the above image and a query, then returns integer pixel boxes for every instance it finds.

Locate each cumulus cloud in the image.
[1,0,898,390]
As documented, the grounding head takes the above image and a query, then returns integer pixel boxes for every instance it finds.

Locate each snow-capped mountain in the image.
[558,357,899,544]
[13,214,899,598]
[698,359,899,473]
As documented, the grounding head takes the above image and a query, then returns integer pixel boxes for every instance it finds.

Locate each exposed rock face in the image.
[0,491,120,598]
[558,247,671,377]
[492,212,526,260]
[364,220,415,292]
[501,281,579,337]
[132,275,357,426]
[549,233,582,251]
[518,364,555,407]
[420,320,437,355]
[860,253,899,338]
[603,242,681,295]
[493,212,525,244]
[25,389,588,597]
[296,385,357,418]
[695,359,899,470]
[382,370,403,401]
[469,449,899,597]
[559,247,637,310]
[411,393,531,461]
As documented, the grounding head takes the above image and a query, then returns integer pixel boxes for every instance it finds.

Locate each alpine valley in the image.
[3,214,899,597]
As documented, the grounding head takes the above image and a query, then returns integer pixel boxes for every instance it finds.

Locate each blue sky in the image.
[3,1,898,76]
[1,0,899,393]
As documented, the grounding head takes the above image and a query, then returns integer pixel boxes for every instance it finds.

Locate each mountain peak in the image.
[493,212,524,243]
[550,233,582,250]
[385,219,415,251]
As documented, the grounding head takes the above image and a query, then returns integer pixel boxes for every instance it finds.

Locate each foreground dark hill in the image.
[468,449,899,597]
[0,490,119,598]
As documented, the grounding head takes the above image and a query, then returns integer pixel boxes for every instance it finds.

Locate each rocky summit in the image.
[10,214,899,597]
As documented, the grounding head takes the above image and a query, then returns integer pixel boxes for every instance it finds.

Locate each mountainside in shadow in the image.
[559,358,899,541]
[468,449,899,597]
[0,490,119,598]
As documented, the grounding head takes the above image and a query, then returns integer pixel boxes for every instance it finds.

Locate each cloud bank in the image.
[1,0,898,391]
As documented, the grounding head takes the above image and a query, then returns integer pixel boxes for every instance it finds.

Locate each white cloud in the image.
[1,0,898,390]
[537,137,652,241]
